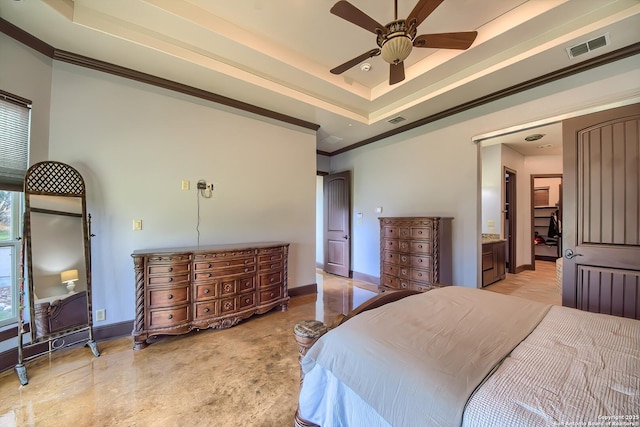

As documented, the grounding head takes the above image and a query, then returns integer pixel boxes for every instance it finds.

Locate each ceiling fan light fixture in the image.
[381,34,413,64]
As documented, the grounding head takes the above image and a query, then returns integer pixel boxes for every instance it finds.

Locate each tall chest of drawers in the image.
[132,242,289,350]
[379,217,453,293]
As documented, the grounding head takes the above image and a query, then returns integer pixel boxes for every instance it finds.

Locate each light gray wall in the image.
[3,33,317,328]
[46,62,317,324]
[330,56,640,288]
[481,144,502,235]
[0,33,52,163]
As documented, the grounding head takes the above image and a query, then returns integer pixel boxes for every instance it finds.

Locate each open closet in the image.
[532,175,562,262]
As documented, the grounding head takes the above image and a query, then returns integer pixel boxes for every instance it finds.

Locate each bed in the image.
[293,286,640,427]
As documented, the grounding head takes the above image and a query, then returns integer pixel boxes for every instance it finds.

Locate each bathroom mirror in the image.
[15,161,99,385]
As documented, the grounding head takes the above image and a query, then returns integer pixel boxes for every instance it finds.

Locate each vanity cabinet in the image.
[132,242,289,350]
[482,240,506,287]
[379,217,453,293]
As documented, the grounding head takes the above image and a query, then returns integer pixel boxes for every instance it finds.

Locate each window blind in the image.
[0,91,31,192]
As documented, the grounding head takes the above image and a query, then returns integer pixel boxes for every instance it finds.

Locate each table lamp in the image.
[61,269,79,294]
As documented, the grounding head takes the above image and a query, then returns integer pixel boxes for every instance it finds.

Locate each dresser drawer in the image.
[259,246,284,255]
[193,265,256,282]
[398,253,411,265]
[382,250,398,264]
[148,274,190,286]
[259,286,283,304]
[410,268,432,284]
[193,283,217,301]
[147,262,190,276]
[397,228,411,239]
[148,306,189,329]
[194,301,217,319]
[383,239,398,251]
[411,255,432,269]
[410,282,433,293]
[259,260,284,272]
[260,271,283,288]
[411,226,432,240]
[194,256,255,271]
[382,226,398,238]
[238,276,256,293]
[258,250,283,264]
[398,240,411,253]
[381,274,399,289]
[220,297,237,315]
[147,254,191,264]
[219,279,237,296]
[239,293,256,309]
[398,266,410,280]
[148,287,189,308]
[411,240,432,254]
[382,262,398,276]
[194,250,255,262]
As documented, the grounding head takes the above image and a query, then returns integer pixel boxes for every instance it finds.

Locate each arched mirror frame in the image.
[15,161,99,385]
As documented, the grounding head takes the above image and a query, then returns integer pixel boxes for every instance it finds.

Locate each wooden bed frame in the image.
[292,290,420,427]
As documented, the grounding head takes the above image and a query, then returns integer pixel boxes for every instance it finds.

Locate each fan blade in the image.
[406,0,445,29]
[330,1,385,35]
[389,62,405,85]
[330,49,381,75]
[413,31,478,50]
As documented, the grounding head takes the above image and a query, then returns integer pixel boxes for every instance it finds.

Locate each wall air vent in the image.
[566,33,610,59]
[387,116,406,125]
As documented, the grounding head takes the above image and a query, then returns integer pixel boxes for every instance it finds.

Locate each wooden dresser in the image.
[379,217,453,293]
[131,242,289,350]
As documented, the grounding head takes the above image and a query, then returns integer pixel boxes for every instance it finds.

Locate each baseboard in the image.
[352,271,379,286]
[515,264,534,273]
[289,283,317,297]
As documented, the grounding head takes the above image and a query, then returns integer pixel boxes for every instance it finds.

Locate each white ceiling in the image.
[2,0,639,154]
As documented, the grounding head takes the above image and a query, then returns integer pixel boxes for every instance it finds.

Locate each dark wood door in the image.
[323,171,351,277]
[562,103,640,319]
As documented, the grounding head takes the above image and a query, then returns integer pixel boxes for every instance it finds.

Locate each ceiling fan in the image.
[330,0,478,85]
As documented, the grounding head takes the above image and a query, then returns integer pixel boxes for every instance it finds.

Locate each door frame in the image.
[503,167,517,274]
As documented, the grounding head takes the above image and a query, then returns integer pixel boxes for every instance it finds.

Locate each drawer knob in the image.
[167,294,173,299]
[168,267,173,272]
[419,259,423,263]
[168,277,173,282]
[204,289,210,294]
[244,268,249,272]
[270,292,275,297]
[270,256,277,260]
[245,298,250,304]
[168,314,173,319]
[207,273,212,278]
[245,259,250,264]
[270,277,275,282]
[208,263,212,268]
[418,245,423,249]
[418,273,423,277]
[418,231,423,235]
[204,308,210,313]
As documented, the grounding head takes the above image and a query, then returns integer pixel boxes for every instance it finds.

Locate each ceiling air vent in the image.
[566,33,610,59]
[387,116,406,125]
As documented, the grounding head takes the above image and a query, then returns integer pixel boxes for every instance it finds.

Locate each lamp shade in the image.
[61,269,79,283]
[381,35,413,64]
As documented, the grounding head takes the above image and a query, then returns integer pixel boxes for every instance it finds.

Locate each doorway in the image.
[531,174,562,268]
[503,168,516,274]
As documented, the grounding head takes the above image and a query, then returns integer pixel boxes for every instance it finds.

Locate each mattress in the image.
[298,288,640,426]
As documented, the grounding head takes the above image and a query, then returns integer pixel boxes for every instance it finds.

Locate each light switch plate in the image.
[133,219,142,231]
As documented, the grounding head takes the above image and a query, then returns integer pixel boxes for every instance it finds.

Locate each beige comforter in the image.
[302,286,551,427]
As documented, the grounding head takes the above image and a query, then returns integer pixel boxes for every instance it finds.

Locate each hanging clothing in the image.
[548,211,560,238]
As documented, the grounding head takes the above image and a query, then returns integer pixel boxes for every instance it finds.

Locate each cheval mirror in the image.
[15,161,99,385]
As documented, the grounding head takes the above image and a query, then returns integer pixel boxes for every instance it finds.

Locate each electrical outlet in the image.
[197,180,207,190]
[96,309,106,322]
